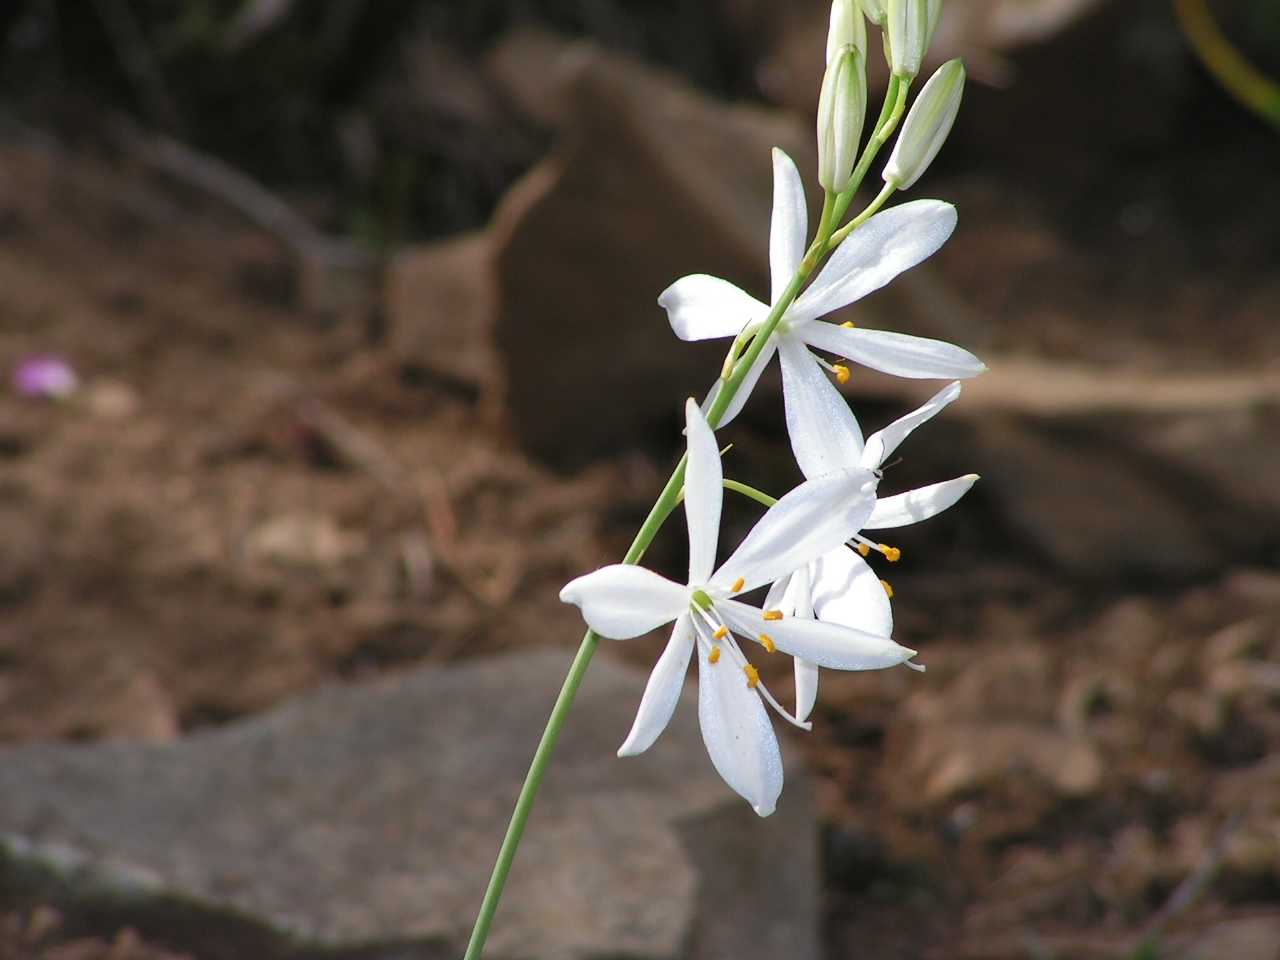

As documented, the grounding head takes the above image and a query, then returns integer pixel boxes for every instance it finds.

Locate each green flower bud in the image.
[886,0,941,78]
[861,0,887,27]
[827,0,867,64]
[816,44,867,194]
[883,58,965,189]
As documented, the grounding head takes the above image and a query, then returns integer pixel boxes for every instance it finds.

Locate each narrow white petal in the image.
[769,148,808,304]
[720,599,914,671]
[810,547,893,636]
[789,200,957,322]
[701,338,778,429]
[659,275,768,342]
[860,381,961,469]
[794,659,819,724]
[713,470,877,595]
[778,337,864,480]
[864,475,978,529]
[559,565,689,639]
[799,324,986,380]
[618,614,695,757]
[697,638,784,817]
[683,399,722,583]
[763,573,793,613]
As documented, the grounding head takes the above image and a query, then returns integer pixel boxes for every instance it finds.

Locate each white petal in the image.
[683,399,722,584]
[720,599,914,671]
[810,547,893,636]
[618,614,695,757]
[864,475,978,530]
[559,565,689,639]
[701,338,778,429]
[794,659,819,724]
[697,637,784,817]
[798,324,986,380]
[763,573,793,613]
[769,148,808,304]
[778,337,864,479]
[860,381,961,469]
[713,470,877,595]
[789,200,957,322]
[659,275,768,342]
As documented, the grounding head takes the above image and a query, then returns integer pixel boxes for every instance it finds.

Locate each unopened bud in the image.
[816,45,867,193]
[861,0,887,27]
[826,0,867,64]
[886,0,941,78]
[883,58,965,189]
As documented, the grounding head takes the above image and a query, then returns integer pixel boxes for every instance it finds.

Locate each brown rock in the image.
[969,417,1217,582]
[384,230,497,389]
[1174,915,1280,960]
[486,38,818,463]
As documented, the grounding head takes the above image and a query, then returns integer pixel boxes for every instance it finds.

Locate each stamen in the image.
[709,645,722,664]
[731,576,745,593]
[833,364,851,384]
[880,579,894,598]
[744,663,760,689]
[762,609,784,621]
[840,320,856,328]
[880,544,901,562]
[759,633,776,653]
[713,625,729,640]
[856,543,871,557]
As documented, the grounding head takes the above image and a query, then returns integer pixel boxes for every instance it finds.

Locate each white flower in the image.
[659,148,984,432]
[766,381,978,721]
[560,399,916,815]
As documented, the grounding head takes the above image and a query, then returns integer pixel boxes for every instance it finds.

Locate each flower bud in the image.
[816,44,867,194]
[883,58,964,189]
[861,0,887,26]
[826,0,867,64]
[886,0,941,78]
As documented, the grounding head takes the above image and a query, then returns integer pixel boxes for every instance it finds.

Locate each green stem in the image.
[828,179,898,247]
[1174,0,1280,128]
[829,77,911,234]
[464,108,849,960]
[723,478,779,508]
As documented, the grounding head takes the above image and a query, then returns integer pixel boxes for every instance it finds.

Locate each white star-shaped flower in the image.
[765,381,978,722]
[659,148,985,431]
[560,399,917,815]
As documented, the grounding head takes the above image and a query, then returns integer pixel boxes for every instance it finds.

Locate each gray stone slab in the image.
[0,648,818,960]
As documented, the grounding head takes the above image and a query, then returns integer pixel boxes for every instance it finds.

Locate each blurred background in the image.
[1,1,1278,958]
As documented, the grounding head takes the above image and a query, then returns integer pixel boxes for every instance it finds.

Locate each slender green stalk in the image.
[829,180,897,246]
[829,77,911,234]
[462,75,900,960]
[723,478,779,508]
[1174,0,1280,128]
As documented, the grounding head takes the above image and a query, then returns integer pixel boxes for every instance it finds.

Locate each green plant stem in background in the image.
[462,72,909,960]
[723,478,779,508]
[1174,0,1280,129]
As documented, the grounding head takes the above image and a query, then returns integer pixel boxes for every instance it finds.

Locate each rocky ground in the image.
[2,1,1279,958]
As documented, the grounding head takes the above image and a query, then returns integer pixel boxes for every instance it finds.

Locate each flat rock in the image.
[0,649,818,960]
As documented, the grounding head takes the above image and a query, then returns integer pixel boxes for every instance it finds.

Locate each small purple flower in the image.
[13,354,79,399]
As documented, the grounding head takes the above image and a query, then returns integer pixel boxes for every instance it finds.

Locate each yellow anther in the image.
[709,645,722,664]
[744,663,760,689]
[833,364,851,384]
[762,609,784,621]
[857,543,871,557]
[713,625,729,640]
[731,576,745,593]
[760,633,776,653]
[841,320,856,328]
[880,544,901,563]
[881,579,894,598]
